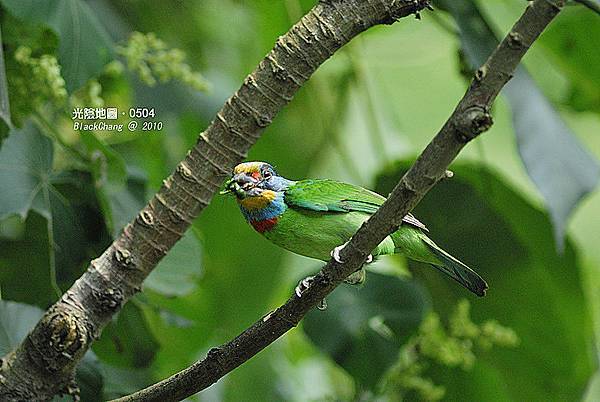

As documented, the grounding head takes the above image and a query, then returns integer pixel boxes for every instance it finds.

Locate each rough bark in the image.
[110,0,566,401]
[0,0,430,400]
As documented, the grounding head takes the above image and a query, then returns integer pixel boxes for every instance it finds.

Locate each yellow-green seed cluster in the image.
[381,300,519,401]
[117,32,209,92]
[71,79,105,109]
[11,46,67,123]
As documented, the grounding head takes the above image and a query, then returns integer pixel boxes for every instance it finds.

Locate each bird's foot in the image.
[331,241,373,264]
[294,276,327,310]
[294,276,313,297]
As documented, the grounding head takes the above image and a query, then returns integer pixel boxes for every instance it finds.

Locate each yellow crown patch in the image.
[233,162,263,174]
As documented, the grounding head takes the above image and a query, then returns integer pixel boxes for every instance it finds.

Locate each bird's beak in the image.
[220,173,259,197]
[219,178,234,195]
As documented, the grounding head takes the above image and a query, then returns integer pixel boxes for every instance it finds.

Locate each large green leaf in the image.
[0,122,53,220]
[536,6,600,113]
[0,213,59,307]
[81,133,152,243]
[0,122,88,291]
[80,132,127,236]
[92,301,159,369]
[0,300,42,355]
[106,171,147,239]
[100,174,203,297]
[376,161,595,401]
[100,364,154,401]
[80,134,203,297]
[0,0,114,91]
[145,230,203,297]
[303,273,431,388]
[437,0,600,248]
[506,67,599,248]
[0,300,103,401]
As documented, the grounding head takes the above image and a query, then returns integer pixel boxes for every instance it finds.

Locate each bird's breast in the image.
[239,191,286,234]
[250,217,278,233]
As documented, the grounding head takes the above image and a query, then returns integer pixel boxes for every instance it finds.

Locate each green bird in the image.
[221,161,488,297]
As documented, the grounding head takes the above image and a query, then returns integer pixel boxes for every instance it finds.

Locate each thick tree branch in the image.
[111,0,566,401]
[0,0,431,400]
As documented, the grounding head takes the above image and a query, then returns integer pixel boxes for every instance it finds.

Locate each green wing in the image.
[284,179,428,231]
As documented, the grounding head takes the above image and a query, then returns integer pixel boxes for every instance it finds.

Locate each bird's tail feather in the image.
[421,237,488,297]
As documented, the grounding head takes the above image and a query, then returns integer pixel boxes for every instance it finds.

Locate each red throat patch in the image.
[250,217,278,233]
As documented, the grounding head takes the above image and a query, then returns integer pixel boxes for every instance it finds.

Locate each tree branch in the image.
[0,0,431,400]
[111,0,566,401]
[574,0,600,16]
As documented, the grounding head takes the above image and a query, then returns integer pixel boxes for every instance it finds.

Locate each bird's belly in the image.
[263,209,394,261]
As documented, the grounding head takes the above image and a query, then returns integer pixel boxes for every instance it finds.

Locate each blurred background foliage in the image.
[0,0,599,401]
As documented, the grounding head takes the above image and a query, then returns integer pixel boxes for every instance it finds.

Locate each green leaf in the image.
[107,170,147,238]
[0,213,57,307]
[76,352,104,402]
[80,132,146,238]
[145,230,203,297]
[376,161,596,401]
[81,133,127,236]
[0,300,104,401]
[0,122,88,291]
[100,364,154,401]
[303,273,430,388]
[0,121,53,220]
[0,300,43,355]
[92,301,159,369]
[80,138,201,297]
[81,133,127,189]
[0,0,114,91]
[438,0,600,248]
[505,68,599,248]
[156,308,194,328]
[0,214,25,240]
[538,7,600,113]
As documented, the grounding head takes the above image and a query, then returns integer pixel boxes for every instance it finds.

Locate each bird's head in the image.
[220,161,288,200]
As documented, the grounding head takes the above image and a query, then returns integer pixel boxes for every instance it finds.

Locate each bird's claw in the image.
[331,241,373,264]
[331,243,346,263]
[295,276,314,298]
[294,276,327,310]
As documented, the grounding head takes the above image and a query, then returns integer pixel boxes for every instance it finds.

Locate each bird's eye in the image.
[263,171,272,179]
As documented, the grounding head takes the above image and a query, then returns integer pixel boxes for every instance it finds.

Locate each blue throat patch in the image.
[240,191,287,222]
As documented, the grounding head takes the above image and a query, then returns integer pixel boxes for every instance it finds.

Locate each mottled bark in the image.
[0,0,430,400]
[111,0,566,401]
